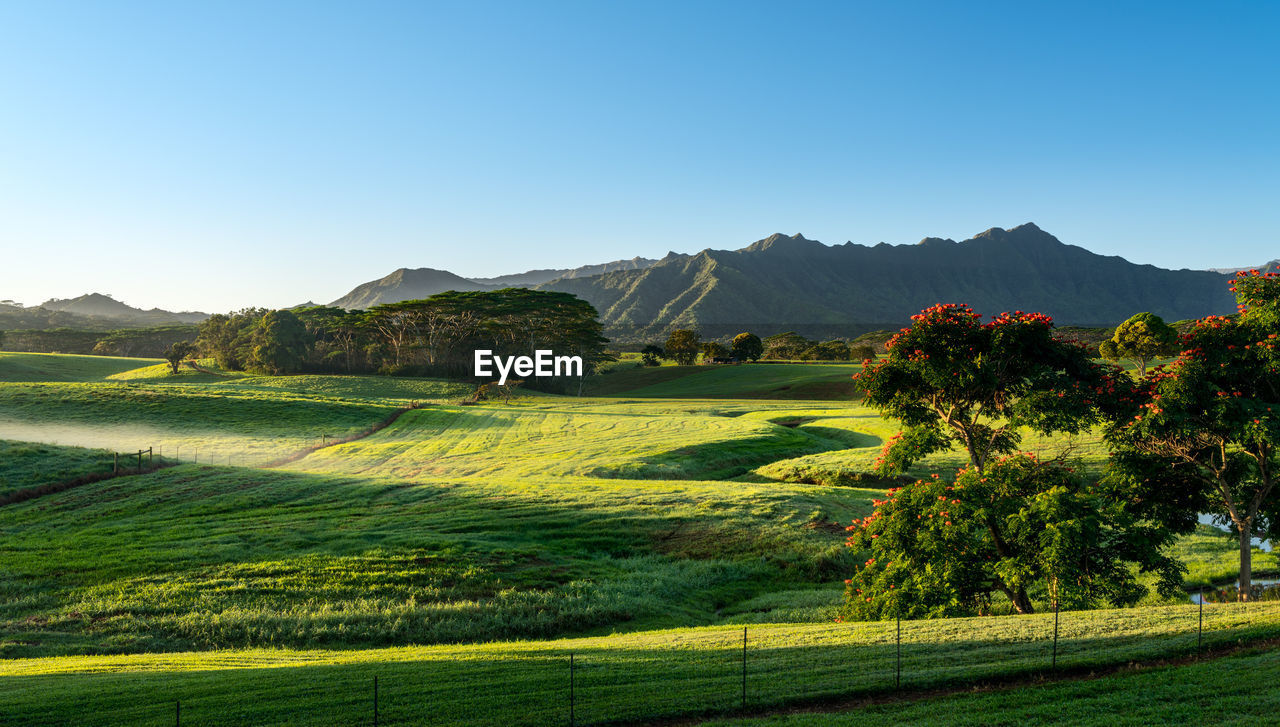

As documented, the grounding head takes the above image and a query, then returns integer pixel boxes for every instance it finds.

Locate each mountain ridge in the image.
[536,223,1241,335]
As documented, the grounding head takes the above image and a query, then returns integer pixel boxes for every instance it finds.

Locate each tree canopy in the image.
[1107,270,1280,597]
[856,304,1109,475]
[193,289,609,391]
[1099,311,1178,375]
[840,454,1184,618]
[664,329,701,365]
[730,332,763,362]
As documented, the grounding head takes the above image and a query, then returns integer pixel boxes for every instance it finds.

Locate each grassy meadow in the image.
[0,351,1272,725]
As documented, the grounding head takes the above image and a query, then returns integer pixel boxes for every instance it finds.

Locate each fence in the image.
[19,600,1280,727]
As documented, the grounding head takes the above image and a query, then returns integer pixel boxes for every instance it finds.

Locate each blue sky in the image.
[1,1,1277,311]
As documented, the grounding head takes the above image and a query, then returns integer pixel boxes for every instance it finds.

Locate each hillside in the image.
[332,257,659,308]
[329,267,495,308]
[541,224,1239,336]
[38,293,206,325]
[471,256,657,286]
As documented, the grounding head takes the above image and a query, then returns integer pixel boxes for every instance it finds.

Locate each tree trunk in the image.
[1011,588,1034,614]
[1239,527,1253,601]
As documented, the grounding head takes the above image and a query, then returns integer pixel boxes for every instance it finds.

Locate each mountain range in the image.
[0,293,208,331]
[329,257,657,309]
[8,225,1272,338]
[333,223,1257,338]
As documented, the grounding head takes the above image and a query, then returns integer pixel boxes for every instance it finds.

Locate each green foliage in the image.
[196,290,610,387]
[162,340,195,374]
[856,303,1107,475]
[0,326,199,358]
[762,332,810,360]
[849,343,877,362]
[640,344,664,366]
[731,332,763,362]
[840,455,1184,619]
[803,340,853,361]
[1099,312,1178,374]
[248,309,310,375]
[664,329,702,365]
[701,341,729,361]
[1107,270,1280,596]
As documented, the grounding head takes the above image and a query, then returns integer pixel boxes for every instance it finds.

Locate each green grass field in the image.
[588,362,862,399]
[703,641,1280,726]
[0,439,119,499]
[0,352,164,382]
[2,601,1276,726]
[0,352,1271,725]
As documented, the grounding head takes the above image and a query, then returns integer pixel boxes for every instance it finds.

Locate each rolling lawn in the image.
[594,362,863,400]
[0,440,119,499]
[0,352,164,382]
[0,353,1273,725]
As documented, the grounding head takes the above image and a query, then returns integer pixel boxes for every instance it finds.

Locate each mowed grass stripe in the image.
[286,402,851,480]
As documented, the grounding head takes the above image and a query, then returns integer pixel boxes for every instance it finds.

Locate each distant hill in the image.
[469,257,658,287]
[1208,260,1280,275]
[330,268,496,309]
[539,223,1240,337]
[331,257,659,308]
[34,293,206,326]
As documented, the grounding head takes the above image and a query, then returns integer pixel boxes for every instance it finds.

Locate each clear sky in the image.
[2,1,1277,312]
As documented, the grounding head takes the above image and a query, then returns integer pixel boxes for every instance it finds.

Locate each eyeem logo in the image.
[474,350,583,385]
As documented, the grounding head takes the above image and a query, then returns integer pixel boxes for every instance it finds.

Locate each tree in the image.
[762,331,810,360]
[856,304,1108,476]
[1107,270,1280,599]
[1099,312,1178,375]
[249,309,311,375]
[701,341,728,361]
[163,341,195,374]
[195,309,265,370]
[849,343,877,362]
[804,339,852,361]
[640,345,664,367]
[840,454,1183,618]
[664,329,701,365]
[731,332,763,362]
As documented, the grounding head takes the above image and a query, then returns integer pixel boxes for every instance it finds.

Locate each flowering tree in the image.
[840,454,1183,617]
[855,303,1109,476]
[1108,270,1280,598]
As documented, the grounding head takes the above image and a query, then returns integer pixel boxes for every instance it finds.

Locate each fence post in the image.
[149,447,153,464]
[373,675,378,727]
[175,700,180,727]
[137,450,143,473]
[569,653,575,727]
[896,612,901,688]
[741,626,747,710]
[1051,600,1059,670]
[114,452,118,474]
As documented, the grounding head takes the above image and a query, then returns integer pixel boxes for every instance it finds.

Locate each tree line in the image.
[191,289,609,391]
[637,330,888,366]
[841,271,1280,619]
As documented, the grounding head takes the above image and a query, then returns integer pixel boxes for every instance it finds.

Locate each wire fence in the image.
[22,600,1280,727]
